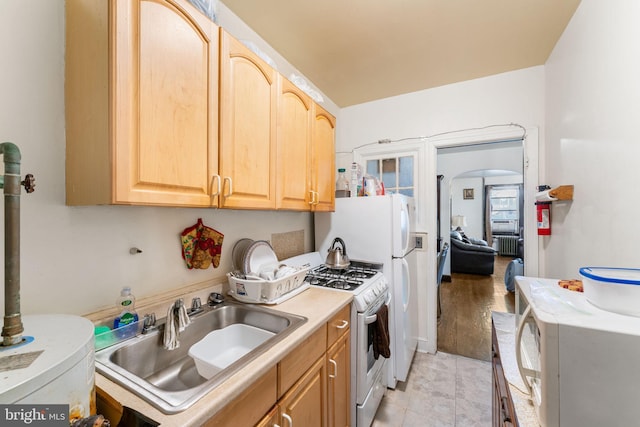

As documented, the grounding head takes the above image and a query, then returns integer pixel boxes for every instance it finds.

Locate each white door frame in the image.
[424,126,539,353]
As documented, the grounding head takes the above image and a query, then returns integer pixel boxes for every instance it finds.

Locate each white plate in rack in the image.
[243,240,278,274]
[232,238,254,272]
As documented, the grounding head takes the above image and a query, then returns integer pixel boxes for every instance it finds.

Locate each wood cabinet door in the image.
[280,356,327,427]
[204,366,278,427]
[276,77,313,210]
[311,104,336,211]
[113,0,219,206]
[219,31,277,210]
[255,406,280,427]
[327,333,350,427]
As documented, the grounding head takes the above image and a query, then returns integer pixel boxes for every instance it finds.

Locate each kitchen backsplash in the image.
[271,230,305,261]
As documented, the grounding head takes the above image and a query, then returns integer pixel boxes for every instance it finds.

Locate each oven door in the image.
[356,291,391,405]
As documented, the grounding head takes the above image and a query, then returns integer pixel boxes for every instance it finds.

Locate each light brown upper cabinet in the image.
[276,77,336,211]
[219,30,278,210]
[276,77,313,210]
[66,0,220,206]
[66,2,335,210]
[311,104,336,212]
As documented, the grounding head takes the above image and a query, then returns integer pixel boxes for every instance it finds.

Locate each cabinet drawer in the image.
[327,304,351,347]
[278,324,327,398]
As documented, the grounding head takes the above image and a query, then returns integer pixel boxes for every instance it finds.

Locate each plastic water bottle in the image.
[335,168,350,198]
[350,162,362,197]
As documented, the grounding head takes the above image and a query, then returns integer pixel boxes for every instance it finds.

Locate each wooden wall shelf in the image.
[535,185,573,202]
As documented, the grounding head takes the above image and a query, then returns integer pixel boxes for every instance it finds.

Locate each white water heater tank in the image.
[0,314,95,422]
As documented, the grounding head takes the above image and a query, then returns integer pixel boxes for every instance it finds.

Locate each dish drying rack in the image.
[227,266,310,304]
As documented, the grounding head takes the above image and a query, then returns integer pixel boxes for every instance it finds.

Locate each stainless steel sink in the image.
[95,300,307,414]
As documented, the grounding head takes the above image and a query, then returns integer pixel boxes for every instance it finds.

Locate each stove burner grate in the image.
[305,262,382,291]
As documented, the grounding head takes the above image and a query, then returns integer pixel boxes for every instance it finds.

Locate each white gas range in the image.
[284,252,390,427]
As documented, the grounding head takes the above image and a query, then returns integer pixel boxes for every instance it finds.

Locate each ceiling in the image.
[221,0,581,107]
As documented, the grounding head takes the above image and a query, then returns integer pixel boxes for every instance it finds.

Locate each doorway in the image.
[429,129,538,359]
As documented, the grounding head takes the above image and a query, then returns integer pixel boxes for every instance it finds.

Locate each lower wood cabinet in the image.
[255,406,279,427]
[327,333,350,427]
[203,366,278,427]
[279,355,327,427]
[326,304,351,427]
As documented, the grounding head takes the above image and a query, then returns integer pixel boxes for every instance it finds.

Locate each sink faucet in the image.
[188,297,204,317]
[141,313,157,334]
[163,299,191,350]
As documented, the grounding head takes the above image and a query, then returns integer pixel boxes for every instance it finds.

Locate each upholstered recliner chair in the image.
[450,230,497,275]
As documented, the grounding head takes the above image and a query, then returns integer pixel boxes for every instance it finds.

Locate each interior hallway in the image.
[437,256,516,361]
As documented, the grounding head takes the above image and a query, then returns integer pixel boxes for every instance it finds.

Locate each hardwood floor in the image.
[437,256,516,362]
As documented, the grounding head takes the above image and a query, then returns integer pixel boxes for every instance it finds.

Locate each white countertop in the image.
[95,287,353,426]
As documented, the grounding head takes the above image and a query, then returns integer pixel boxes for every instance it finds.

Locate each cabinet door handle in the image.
[336,320,349,329]
[329,358,337,378]
[282,413,293,427]
[223,176,233,198]
[210,174,221,197]
[308,190,317,205]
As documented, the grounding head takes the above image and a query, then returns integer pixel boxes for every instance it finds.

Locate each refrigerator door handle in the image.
[401,257,410,312]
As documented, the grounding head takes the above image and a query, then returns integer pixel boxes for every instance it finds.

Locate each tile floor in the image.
[372,351,492,427]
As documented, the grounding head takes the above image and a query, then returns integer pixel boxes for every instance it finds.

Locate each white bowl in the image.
[188,324,275,379]
[579,267,640,317]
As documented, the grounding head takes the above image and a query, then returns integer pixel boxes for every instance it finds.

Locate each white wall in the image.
[450,177,483,237]
[544,0,640,278]
[0,0,317,316]
[337,67,544,173]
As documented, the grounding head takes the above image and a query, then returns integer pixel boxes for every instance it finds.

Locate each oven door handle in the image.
[365,292,391,324]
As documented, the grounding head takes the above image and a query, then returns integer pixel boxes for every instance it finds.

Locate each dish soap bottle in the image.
[114,287,139,330]
[335,168,350,198]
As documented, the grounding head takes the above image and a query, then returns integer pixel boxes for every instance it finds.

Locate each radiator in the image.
[498,236,519,256]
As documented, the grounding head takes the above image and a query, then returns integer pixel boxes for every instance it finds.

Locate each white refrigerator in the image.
[315,194,419,388]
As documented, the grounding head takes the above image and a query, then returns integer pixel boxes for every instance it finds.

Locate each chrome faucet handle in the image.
[142,313,157,334]
[187,297,204,317]
[208,292,224,306]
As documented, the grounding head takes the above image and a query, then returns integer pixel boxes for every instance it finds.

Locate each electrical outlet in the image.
[415,236,423,249]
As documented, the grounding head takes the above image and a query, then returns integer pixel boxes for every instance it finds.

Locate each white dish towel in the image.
[163,300,191,350]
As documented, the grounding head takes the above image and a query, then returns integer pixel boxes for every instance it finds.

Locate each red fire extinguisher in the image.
[536,201,551,235]
[536,185,552,235]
